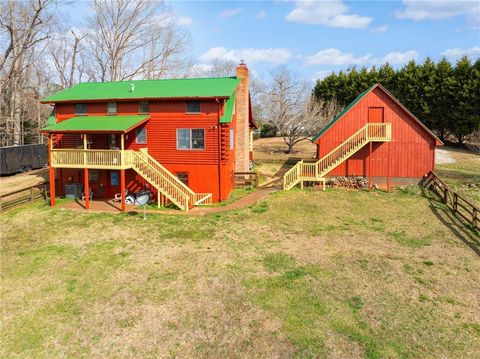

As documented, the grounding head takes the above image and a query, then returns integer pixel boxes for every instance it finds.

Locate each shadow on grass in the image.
[421,187,480,256]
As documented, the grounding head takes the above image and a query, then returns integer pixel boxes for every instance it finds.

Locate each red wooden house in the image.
[41,63,256,211]
[283,84,442,190]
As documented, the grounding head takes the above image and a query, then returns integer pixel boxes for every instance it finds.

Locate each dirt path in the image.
[435,148,456,164]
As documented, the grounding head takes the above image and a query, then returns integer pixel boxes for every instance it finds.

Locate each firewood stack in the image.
[306,176,370,190]
[327,176,368,189]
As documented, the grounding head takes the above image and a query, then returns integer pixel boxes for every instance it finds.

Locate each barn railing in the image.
[283,123,391,190]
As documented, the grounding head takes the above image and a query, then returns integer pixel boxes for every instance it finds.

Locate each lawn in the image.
[1,187,479,358]
[435,147,480,205]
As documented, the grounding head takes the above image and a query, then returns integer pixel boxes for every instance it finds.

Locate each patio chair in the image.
[114,189,128,202]
[81,189,93,202]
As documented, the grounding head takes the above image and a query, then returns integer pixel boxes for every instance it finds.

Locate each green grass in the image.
[1,188,479,358]
[435,148,480,205]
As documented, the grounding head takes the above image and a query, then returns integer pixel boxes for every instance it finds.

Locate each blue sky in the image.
[67,0,480,80]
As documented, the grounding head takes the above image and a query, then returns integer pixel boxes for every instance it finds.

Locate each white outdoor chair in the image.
[114,189,128,202]
[81,189,93,202]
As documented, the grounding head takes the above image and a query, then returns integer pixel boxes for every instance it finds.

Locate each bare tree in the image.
[259,67,340,153]
[50,29,87,88]
[0,0,56,145]
[86,0,191,82]
[189,60,237,78]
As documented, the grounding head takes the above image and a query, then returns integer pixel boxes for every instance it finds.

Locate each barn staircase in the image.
[283,123,391,190]
[130,149,212,211]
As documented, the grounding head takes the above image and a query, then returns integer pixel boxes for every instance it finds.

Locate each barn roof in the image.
[312,84,443,145]
[41,77,241,103]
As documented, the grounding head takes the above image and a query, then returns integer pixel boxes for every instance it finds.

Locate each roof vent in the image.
[130,83,135,92]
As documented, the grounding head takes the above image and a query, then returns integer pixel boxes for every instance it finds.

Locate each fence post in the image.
[453,193,458,213]
[30,187,34,202]
[473,208,478,229]
[443,187,448,205]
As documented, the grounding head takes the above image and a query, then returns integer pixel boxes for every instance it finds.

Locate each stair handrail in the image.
[129,151,190,210]
[136,149,196,205]
[283,160,303,190]
[316,125,369,176]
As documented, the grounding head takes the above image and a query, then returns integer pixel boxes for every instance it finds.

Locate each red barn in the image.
[41,63,257,211]
[283,84,442,190]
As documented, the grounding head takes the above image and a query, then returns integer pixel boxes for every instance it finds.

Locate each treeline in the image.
[313,57,480,144]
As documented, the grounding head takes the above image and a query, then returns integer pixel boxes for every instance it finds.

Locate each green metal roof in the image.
[42,115,149,133]
[312,84,375,142]
[220,91,236,123]
[41,77,241,103]
[45,115,56,126]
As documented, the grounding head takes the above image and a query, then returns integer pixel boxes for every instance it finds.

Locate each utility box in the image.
[65,183,82,199]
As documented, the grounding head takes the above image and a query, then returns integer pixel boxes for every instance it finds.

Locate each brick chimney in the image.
[234,61,250,172]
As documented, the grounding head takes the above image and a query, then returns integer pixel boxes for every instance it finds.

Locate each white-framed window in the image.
[176,128,205,150]
[135,128,147,144]
[139,101,149,113]
[75,103,87,115]
[230,128,234,150]
[186,101,201,114]
[107,102,117,114]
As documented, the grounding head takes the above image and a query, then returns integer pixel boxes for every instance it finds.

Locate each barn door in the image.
[368,107,384,123]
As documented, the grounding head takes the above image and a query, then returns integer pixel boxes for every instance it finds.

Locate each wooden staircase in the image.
[129,149,212,211]
[283,123,391,190]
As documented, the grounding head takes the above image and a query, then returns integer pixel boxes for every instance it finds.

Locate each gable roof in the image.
[312,85,374,142]
[312,83,443,145]
[41,77,241,103]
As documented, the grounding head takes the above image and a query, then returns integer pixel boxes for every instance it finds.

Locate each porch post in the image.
[83,133,87,167]
[120,133,126,211]
[48,135,56,207]
[120,169,126,212]
[84,168,90,209]
[83,134,89,209]
[368,142,372,191]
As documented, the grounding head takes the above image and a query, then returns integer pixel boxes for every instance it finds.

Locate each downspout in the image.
[216,98,222,202]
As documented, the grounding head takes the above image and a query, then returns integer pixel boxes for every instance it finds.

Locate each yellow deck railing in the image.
[49,148,212,211]
[283,123,391,190]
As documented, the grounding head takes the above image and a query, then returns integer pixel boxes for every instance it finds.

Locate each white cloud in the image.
[304,48,373,66]
[381,50,419,64]
[200,47,292,64]
[441,46,480,59]
[304,48,419,66]
[312,70,333,80]
[395,0,480,27]
[176,16,192,26]
[257,10,267,19]
[219,8,242,19]
[371,24,388,33]
[286,0,373,29]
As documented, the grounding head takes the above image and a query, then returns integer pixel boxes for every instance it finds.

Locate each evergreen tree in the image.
[312,58,480,143]
[452,57,480,144]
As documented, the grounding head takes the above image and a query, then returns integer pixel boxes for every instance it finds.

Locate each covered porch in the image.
[43,115,150,212]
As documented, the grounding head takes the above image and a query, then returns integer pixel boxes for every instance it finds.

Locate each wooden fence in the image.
[234,172,259,189]
[0,181,49,212]
[422,171,479,231]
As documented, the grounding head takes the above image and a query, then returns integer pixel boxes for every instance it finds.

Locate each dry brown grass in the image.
[253,137,316,161]
[1,187,479,358]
